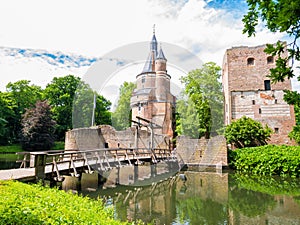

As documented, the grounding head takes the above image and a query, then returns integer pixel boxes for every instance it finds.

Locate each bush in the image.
[225,116,272,148]
[21,100,56,151]
[231,145,300,177]
[0,181,131,225]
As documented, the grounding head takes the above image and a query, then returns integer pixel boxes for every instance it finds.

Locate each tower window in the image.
[275,99,278,104]
[252,100,255,105]
[267,56,274,64]
[259,108,262,114]
[264,80,271,90]
[141,76,145,83]
[247,57,255,65]
[274,128,279,134]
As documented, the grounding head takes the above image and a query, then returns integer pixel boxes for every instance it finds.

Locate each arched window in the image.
[267,56,274,64]
[247,57,255,65]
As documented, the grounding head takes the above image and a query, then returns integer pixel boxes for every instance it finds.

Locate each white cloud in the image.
[0,0,294,92]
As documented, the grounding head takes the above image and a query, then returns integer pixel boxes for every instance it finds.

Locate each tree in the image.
[178,62,224,139]
[176,96,201,138]
[111,82,136,131]
[5,80,43,143]
[21,100,56,150]
[243,1,300,143]
[243,0,300,82]
[225,116,272,149]
[72,82,112,128]
[44,75,81,140]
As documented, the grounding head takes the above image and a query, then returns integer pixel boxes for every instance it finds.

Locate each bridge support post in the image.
[31,152,47,181]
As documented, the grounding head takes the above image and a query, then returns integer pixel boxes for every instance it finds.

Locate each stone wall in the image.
[222,44,295,145]
[176,135,228,166]
[65,125,171,151]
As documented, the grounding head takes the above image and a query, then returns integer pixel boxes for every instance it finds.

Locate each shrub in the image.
[0,180,131,225]
[231,145,300,177]
[21,100,56,151]
[225,116,272,148]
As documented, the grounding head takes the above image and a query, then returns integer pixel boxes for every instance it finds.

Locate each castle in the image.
[130,29,176,137]
[222,44,295,145]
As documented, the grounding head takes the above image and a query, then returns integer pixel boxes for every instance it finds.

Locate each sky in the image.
[0,0,295,104]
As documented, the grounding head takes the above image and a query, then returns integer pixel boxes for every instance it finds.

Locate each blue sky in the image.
[0,0,291,95]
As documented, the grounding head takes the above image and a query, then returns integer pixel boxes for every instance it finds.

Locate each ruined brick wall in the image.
[65,125,171,151]
[222,44,295,145]
[176,135,227,166]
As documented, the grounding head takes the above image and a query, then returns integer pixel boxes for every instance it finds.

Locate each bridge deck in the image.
[0,148,177,181]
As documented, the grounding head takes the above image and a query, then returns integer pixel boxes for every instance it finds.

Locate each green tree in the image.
[176,96,201,138]
[243,0,300,83]
[4,80,43,143]
[44,75,81,140]
[112,82,136,131]
[225,116,272,149]
[72,82,111,128]
[178,62,223,139]
[243,1,300,144]
[21,100,56,150]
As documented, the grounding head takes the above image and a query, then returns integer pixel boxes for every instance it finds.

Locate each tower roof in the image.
[157,46,167,60]
[142,52,155,73]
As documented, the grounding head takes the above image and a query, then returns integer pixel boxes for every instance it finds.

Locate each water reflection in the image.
[0,153,19,170]
[58,165,300,225]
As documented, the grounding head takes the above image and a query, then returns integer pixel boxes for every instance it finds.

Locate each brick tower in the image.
[130,29,176,137]
[222,44,295,145]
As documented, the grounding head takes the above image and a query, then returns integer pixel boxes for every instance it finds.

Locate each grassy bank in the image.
[0,142,65,153]
[230,145,300,177]
[0,180,133,225]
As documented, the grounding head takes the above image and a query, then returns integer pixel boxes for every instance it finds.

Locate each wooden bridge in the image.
[0,147,180,182]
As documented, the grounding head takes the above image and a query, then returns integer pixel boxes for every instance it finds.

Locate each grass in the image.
[0,142,65,153]
[0,180,134,225]
[0,144,22,153]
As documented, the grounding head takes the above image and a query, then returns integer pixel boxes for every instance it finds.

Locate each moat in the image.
[57,166,300,225]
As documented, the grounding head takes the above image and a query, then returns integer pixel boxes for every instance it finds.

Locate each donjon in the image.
[130,29,176,137]
[222,44,295,145]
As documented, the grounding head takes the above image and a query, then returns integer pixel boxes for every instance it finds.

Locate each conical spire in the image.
[157,46,167,60]
[150,24,158,52]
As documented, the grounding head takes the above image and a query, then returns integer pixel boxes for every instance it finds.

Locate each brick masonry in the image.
[222,44,296,145]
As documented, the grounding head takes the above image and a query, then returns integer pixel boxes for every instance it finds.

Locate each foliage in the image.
[231,145,300,177]
[288,124,300,144]
[0,180,131,225]
[44,75,81,140]
[2,80,43,144]
[243,0,300,83]
[21,100,56,151]
[175,96,201,138]
[178,62,223,139]
[243,0,300,142]
[73,82,111,128]
[225,116,272,148]
[112,82,136,131]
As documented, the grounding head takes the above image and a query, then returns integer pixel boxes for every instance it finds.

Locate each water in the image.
[0,153,20,170]
[57,165,300,225]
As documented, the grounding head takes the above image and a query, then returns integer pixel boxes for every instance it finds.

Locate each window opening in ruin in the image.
[259,108,262,114]
[275,99,278,104]
[104,142,109,148]
[252,100,255,105]
[247,57,255,65]
[267,56,274,64]
[275,128,279,134]
[264,80,271,90]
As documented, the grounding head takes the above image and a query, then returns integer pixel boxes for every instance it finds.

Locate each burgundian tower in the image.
[130,28,176,137]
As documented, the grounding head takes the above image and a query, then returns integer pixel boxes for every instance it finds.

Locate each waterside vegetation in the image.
[0,180,134,225]
[229,145,300,178]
